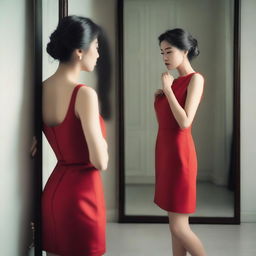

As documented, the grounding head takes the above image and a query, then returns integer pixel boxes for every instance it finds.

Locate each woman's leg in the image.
[168,212,207,256]
[171,231,187,256]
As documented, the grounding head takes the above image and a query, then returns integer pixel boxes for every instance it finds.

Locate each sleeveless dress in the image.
[154,72,204,214]
[42,84,106,256]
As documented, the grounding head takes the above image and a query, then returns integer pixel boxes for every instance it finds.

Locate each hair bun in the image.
[46,30,62,60]
[158,28,200,61]
[46,16,101,62]
[189,37,200,59]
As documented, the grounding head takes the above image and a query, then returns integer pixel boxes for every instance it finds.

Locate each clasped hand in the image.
[155,72,174,97]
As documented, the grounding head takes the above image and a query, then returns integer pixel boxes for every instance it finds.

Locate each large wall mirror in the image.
[118,0,240,224]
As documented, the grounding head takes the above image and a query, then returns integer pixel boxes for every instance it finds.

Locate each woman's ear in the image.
[75,49,83,60]
[184,50,189,57]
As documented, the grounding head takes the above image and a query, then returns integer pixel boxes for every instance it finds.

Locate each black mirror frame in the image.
[117,0,241,224]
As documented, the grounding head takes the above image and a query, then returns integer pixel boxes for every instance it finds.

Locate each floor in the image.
[126,182,234,217]
[105,223,256,256]
[40,223,256,256]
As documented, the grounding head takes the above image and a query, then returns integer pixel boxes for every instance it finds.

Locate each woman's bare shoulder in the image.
[187,73,204,94]
[76,85,98,111]
[192,72,204,82]
[189,73,204,87]
[77,85,97,98]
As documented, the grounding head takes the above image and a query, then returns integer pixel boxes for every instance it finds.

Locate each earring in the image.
[79,56,82,60]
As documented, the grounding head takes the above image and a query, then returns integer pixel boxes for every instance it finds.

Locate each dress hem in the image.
[154,200,196,214]
[43,248,106,256]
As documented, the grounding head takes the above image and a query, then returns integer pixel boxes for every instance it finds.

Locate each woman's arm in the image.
[75,86,108,170]
[162,73,204,129]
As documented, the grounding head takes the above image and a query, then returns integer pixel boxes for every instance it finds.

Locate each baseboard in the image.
[106,209,256,223]
[125,176,154,184]
[241,211,256,222]
[125,170,214,185]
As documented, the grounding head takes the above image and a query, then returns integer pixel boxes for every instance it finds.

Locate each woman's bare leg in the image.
[171,232,187,256]
[168,212,206,256]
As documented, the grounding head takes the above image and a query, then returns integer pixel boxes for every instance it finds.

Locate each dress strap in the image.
[70,84,85,103]
[66,84,85,118]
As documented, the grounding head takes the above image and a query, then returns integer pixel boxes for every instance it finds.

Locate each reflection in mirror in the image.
[123,0,235,218]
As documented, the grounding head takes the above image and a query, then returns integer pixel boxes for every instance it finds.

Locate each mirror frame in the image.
[117,0,241,224]
[33,0,42,254]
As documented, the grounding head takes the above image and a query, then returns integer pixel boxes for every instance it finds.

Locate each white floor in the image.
[126,182,234,217]
[105,223,256,256]
[39,223,256,256]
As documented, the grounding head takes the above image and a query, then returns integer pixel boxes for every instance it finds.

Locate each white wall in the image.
[0,0,34,255]
[241,0,256,222]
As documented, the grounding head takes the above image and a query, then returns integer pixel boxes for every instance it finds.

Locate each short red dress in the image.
[42,84,106,256]
[154,72,204,213]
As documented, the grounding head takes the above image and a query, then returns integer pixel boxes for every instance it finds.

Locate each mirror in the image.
[118,0,240,223]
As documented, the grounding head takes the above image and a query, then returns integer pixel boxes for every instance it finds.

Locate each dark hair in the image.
[158,28,199,60]
[47,15,101,62]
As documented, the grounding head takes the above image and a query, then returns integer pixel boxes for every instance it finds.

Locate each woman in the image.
[41,16,108,256]
[154,28,206,256]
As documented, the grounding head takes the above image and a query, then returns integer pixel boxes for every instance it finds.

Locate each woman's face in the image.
[160,40,186,70]
[81,38,99,72]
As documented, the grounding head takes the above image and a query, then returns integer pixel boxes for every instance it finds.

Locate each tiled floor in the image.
[105,223,256,256]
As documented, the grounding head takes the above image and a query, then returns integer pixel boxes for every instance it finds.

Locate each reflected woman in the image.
[42,16,108,256]
[154,29,206,256]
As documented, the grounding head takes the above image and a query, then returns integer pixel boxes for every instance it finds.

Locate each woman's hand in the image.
[30,136,37,158]
[161,72,174,94]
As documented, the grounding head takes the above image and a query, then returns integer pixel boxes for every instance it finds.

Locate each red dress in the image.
[42,84,106,256]
[154,72,204,213]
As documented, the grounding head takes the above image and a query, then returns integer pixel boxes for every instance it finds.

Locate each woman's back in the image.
[43,79,106,165]
[42,78,79,127]
[43,82,98,165]
[42,15,108,255]
[42,82,107,255]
